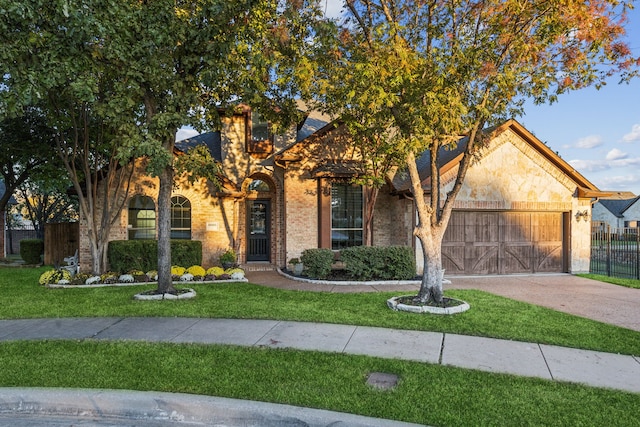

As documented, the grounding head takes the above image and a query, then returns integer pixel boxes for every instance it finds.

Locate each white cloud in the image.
[569,159,608,172]
[569,156,640,172]
[574,135,603,149]
[176,127,199,142]
[605,148,628,161]
[322,0,345,19]
[621,124,640,143]
[595,174,640,193]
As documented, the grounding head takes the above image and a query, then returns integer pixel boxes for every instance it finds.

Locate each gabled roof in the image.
[597,197,640,218]
[598,191,636,200]
[175,132,223,162]
[392,119,603,196]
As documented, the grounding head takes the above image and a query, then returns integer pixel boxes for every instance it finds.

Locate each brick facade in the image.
[79,116,595,276]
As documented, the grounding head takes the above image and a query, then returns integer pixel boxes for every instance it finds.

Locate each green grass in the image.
[2,266,640,426]
[3,267,640,355]
[578,273,640,289]
[1,340,638,426]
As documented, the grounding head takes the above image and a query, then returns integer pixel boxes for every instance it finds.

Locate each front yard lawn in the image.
[3,267,640,355]
[2,266,640,426]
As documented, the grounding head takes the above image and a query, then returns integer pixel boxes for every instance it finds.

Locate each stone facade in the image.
[429,122,597,275]
[79,116,597,276]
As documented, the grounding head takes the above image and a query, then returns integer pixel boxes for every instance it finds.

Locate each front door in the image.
[247,200,270,261]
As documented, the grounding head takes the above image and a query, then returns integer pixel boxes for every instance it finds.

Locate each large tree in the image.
[1,0,322,290]
[311,0,637,303]
[0,108,58,218]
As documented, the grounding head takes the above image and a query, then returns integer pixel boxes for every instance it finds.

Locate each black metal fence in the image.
[590,222,640,279]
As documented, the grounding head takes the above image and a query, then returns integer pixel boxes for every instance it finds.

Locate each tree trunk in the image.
[405,151,448,304]
[88,239,108,275]
[363,186,378,246]
[416,229,445,303]
[156,146,175,294]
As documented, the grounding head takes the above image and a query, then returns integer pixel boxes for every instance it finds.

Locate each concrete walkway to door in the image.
[245,270,640,332]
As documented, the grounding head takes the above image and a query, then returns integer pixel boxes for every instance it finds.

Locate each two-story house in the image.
[78,107,603,275]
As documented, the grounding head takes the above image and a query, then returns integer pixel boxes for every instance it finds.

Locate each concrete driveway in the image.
[247,271,640,332]
[447,274,640,332]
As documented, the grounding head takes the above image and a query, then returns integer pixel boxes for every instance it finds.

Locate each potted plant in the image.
[289,257,304,276]
[220,248,237,269]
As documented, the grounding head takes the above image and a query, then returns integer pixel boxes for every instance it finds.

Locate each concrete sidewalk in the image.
[1,271,639,425]
[1,317,639,393]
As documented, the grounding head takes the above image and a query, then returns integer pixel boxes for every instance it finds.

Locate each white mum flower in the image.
[85,276,102,285]
[230,271,245,280]
[119,274,134,283]
[180,273,194,282]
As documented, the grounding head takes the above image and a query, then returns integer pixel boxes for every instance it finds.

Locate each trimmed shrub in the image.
[341,246,416,281]
[107,240,202,273]
[20,239,44,265]
[300,248,334,279]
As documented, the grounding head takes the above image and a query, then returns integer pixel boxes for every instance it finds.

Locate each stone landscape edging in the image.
[277,268,452,287]
[46,278,248,289]
[386,295,470,315]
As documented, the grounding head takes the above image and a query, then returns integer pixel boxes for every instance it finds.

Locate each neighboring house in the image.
[592,196,640,229]
[78,110,603,275]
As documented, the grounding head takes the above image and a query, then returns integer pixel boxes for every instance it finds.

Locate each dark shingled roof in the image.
[175,132,223,162]
[598,197,640,218]
[391,136,469,193]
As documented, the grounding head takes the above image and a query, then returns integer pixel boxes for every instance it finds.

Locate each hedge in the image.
[340,246,416,281]
[20,239,44,265]
[108,240,202,273]
[300,248,334,279]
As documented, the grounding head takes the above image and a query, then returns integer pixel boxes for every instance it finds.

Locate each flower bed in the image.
[41,265,247,288]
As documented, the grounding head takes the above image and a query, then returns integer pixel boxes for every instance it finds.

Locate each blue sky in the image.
[179,2,640,196]
[517,5,640,196]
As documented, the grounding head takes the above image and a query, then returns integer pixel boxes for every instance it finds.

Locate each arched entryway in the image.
[245,177,274,262]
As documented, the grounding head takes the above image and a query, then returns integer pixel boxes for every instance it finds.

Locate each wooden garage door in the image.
[442,211,565,275]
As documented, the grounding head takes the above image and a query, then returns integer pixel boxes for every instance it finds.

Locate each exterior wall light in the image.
[575,210,589,222]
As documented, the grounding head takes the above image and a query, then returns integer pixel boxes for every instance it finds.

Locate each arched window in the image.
[128,195,156,240]
[171,195,191,239]
[248,179,271,192]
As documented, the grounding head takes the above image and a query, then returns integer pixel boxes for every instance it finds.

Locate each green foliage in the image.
[107,240,202,273]
[19,239,43,265]
[300,248,334,279]
[219,249,236,264]
[0,0,324,286]
[341,246,416,281]
[174,145,221,187]
[0,108,59,214]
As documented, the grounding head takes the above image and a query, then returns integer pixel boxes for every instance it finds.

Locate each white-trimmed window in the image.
[171,195,191,239]
[128,195,156,240]
[331,183,363,249]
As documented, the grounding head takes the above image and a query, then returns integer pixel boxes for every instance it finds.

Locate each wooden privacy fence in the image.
[590,222,640,279]
[44,222,79,266]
